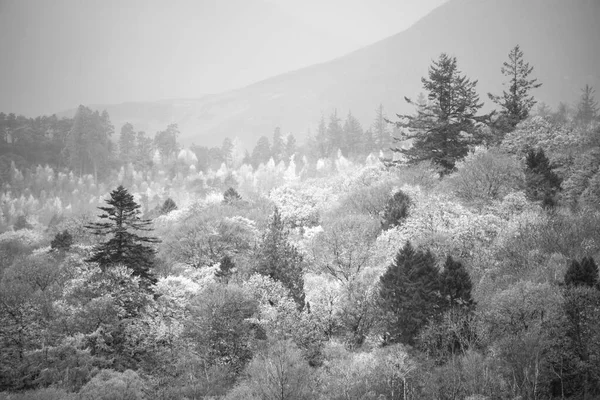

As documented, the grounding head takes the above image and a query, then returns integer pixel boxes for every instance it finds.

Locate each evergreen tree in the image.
[50,230,73,252]
[489,45,542,129]
[251,136,271,168]
[215,255,236,283]
[439,256,474,309]
[285,134,297,161]
[223,187,242,204]
[153,123,179,162]
[221,137,234,167]
[391,53,490,173]
[575,84,599,125]
[525,148,562,207]
[159,198,177,215]
[327,110,344,156]
[271,127,285,163]
[381,190,411,230]
[565,257,599,288]
[118,123,137,164]
[343,111,363,156]
[135,131,153,168]
[86,186,160,289]
[379,241,441,345]
[372,104,391,149]
[255,207,305,309]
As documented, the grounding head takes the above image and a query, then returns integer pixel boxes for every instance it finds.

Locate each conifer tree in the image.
[159,197,177,215]
[439,256,474,309]
[342,111,363,155]
[272,127,285,163]
[565,257,599,288]
[285,134,297,161]
[86,185,160,289]
[372,104,391,150]
[118,123,137,164]
[251,136,271,168]
[379,241,440,345]
[255,207,305,309]
[381,190,411,230]
[524,148,562,207]
[50,230,73,252]
[489,45,542,129]
[392,53,490,173]
[576,84,599,125]
[223,187,242,204]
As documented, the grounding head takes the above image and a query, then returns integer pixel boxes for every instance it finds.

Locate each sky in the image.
[0,0,446,117]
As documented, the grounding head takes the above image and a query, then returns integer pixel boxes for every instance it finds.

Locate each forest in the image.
[1,45,600,400]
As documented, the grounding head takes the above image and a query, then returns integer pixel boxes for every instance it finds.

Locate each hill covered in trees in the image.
[2,14,600,400]
[56,0,600,148]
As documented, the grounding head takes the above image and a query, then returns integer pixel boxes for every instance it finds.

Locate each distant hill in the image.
[58,0,600,149]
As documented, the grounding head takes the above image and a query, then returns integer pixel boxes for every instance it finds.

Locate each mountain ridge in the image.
[58,0,600,149]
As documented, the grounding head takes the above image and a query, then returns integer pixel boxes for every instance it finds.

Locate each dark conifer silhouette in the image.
[86,185,160,289]
[379,241,440,345]
[565,257,598,288]
[524,148,562,207]
[50,230,73,252]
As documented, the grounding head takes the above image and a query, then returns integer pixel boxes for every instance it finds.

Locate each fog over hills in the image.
[59,0,600,148]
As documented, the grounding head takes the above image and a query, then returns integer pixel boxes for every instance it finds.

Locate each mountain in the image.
[58,0,600,149]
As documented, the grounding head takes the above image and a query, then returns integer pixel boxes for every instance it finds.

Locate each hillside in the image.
[58,0,600,148]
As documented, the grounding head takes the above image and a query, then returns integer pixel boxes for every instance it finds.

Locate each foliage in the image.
[78,369,146,400]
[381,189,411,230]
[159,197,177,215]
[564,257,598,288]
[524,148,562,207]
[50,229,73,252]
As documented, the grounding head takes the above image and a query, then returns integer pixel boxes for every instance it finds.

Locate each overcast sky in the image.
[0,0,446,117]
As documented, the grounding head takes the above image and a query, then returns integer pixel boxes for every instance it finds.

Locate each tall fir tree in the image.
[379,241,441,345]
[343,111,364,156]
[576,85,599,125]
[153,123,179,163]
[255,207,305,309]
[372,103,391,150]
[86,186,160,289]
[285,134,297,161]
[488,45,542,130]
[327,109,344,156]
[391,53,490,173]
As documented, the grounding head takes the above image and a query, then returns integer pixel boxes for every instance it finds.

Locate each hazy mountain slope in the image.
[60,0,600,148]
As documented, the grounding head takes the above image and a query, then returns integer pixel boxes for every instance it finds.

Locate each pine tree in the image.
[392,53,490,173]
[86,186,160,289]
[439,256,474,309]
[327,110,344,156]
[372,104,391,149]
[159,198,177,215]
[379,241,441,345]
[154,123,179,162]
[565,257,599,288]
[251,136,271,168]
[343,111,364,156]
[223,187,242,204]
[285,134,297,161]
[255,207,305,309]
[576,85,599,125]
[272,127,285,163]
[525,148,562,207]
[51,230,73,252]
[118,123,137,164]
[381,190,411,230]
[221,137,234,167]
[489,45,542,129]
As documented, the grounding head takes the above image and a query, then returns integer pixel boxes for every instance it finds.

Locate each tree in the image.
[118,123,137,164]
[285,134,297,161]
[86,186,160,289]
[50,230,73,252]
[489,45,542,129]
[221,137,234,167]
[381,190,411,230]
[439,256,474,309]
[134,131,153,168]
[251,136,271,168]
[215,255,236,283]
[327,110,344,155]
[372,104,391,150]
[392,53,490,173]
[159,198,177,215]
[223,187,242,204]
[255,207,305,309]
[575,84,599,125]
[524,148,562,207]
[342,111,363,155]
[154,123,179,162]
[564,257,598,288]
[379,241,441,345]
[271,127,285,163]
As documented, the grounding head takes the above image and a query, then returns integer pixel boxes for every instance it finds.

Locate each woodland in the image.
[1,46,600,400]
